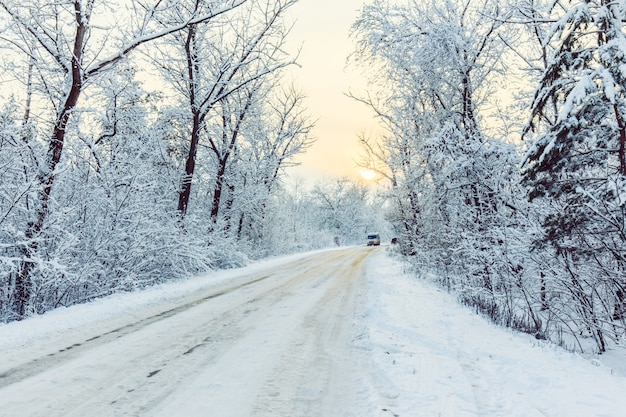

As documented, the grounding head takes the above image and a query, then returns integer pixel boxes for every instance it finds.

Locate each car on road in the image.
[367,233,381,246]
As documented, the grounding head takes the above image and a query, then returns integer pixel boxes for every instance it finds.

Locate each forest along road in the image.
[0,247,379,417]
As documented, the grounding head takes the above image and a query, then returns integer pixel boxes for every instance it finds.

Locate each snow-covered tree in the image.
[227,84,314,248]
[0,0,318,321]
[148,0,298,219]
[310,178,371,245]
[352,0,550,337]
[0,0,249,318]
[351,0,626,352]
[523,0,626,352]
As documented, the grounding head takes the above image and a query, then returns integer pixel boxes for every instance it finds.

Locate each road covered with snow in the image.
[1,247,626,417]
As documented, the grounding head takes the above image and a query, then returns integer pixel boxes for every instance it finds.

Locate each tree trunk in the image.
[461,70,477,135]
[210,158,228,221]
[178,25,200,218]
[540,271,548,311]
[614,288,625,320]
[178,116,201,216]
[15,12,86,318]
[613,103,626,176]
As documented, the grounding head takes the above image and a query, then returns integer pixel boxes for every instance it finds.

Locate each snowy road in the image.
[0,247,376,417]
[1,247,626,417]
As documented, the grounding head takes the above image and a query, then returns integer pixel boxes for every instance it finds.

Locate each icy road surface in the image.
[1,247,626,417]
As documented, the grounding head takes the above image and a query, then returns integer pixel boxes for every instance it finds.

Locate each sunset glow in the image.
[286,0,374,181]
[359,168,377,180]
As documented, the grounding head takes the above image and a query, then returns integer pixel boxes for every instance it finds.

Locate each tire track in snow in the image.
[0,273,269,387]
[0,248,374,417]
[249,248,376,417]
[0,253,334,389]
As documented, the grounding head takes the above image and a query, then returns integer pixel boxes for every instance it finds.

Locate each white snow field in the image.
[1,247,625,417]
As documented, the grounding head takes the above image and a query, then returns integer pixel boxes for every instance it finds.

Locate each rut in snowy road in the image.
[0,247,377,417]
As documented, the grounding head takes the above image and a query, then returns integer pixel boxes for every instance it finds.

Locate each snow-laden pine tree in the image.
[523,0,626,351]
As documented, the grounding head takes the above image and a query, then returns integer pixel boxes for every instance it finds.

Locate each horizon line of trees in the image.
[352,0,626,353]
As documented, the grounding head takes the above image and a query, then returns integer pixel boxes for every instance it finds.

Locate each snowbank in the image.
[360,249,626,416]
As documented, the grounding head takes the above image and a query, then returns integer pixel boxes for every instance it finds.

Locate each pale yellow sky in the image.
[284,0,375,183]
[0,0,374,185]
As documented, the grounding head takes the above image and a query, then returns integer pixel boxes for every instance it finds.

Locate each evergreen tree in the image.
[523,0,626,351]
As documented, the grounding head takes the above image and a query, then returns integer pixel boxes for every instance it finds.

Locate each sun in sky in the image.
[359,168,377,181]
